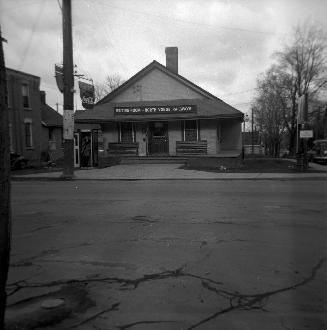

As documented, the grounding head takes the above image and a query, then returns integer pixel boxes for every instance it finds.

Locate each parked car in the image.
[307,139,327,164]
[10,153,28,170]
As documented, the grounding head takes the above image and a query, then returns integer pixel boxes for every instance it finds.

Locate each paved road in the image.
[7,180,327,329]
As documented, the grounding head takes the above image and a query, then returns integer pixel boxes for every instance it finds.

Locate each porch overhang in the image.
[75,98,244,124]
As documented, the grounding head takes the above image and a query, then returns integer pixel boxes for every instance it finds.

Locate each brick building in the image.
[6,68,63,167]
[40,91,63,163]
[7,68,42,166]
[74,48,244,166]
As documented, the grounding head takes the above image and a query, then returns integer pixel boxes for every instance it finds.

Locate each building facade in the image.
[6,68,63,167]
[75,48,244,166]
[7,68,42,166]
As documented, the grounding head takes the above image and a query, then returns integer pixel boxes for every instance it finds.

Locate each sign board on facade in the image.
[63,110,74,140]
[114,105,197,115]
[300,130,313,138]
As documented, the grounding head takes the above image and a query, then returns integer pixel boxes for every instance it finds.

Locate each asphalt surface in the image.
[6,179,327,329]
[10,161,327,180]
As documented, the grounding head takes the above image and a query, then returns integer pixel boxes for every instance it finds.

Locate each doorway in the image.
[74,133,80,167]
[77,130,99,167]
[80,131,92,167]
[148,121,168,155]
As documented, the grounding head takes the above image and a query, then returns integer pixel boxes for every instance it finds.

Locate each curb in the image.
[11,176,327,181]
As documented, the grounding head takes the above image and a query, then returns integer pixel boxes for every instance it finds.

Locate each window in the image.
[24,120,33,148]
[184,120,198,141]
[119,122,135,142]
[22,83,30,108]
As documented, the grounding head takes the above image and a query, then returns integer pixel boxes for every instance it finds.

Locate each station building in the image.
[74,48,244,167]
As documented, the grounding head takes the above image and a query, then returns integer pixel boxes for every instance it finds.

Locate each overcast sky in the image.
[1,0,327,115]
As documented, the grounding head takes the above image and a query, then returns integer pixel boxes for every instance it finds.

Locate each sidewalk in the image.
[11,162,327,180]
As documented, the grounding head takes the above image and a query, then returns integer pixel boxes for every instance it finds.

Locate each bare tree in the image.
[278,23,327,98]
[94,73,125,102]
[253,23,327,156]
[278,23,327,153]
[253,66,289,157]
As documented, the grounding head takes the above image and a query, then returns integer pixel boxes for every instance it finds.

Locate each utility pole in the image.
[61,0,74,179]
[0,27,11,329]
[296,93,309,171]
[251,107,254,155]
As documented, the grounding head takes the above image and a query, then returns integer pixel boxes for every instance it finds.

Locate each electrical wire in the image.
[221,88,258,97]
[97,1,288,37]
[82,0,129,73]
[18,0,46,70]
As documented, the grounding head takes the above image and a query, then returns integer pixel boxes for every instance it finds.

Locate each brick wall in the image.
[7,69,42,166]
[40,126,63,162]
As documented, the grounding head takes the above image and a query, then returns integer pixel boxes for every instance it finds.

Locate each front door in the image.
[74,133,80,167]
[148,121,168,155]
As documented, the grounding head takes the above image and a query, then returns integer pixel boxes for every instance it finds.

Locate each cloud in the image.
[2,0,327,113]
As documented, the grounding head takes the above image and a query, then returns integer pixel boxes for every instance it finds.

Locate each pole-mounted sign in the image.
[63,110,74,139]
[300,129,313,139]
[78,81,94,109]
[55,64,64,93]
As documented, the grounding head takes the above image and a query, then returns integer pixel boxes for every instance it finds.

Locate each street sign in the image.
[300,130,313,138]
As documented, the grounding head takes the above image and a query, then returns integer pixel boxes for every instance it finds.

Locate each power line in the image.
[231,101,252,106]
[82,0,129,73]
[18,0,46,70]
[57,0,62,11]
[220,88,258,97]
[97,2,288,37]
[1,0,43,13]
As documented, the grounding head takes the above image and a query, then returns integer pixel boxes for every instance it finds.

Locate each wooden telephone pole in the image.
[0,27,11,328]
[61,0,74,179]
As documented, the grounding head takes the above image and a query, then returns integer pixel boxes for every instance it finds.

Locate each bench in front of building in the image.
[176,141,207,155]
[107,142,139,155]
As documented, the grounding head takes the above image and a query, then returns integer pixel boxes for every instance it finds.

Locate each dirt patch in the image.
[183,158,323,173]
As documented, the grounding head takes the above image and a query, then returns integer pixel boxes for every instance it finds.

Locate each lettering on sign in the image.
[114,105,197,115]
[300,130,313,138]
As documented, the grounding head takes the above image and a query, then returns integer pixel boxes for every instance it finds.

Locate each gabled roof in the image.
[41,103,63,127]
[97,60,221,105]
[75,98,243,123]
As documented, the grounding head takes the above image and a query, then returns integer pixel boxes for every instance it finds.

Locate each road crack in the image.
[188,256,327,329]
[63,302,120,329]
[7,258,326,329]
[7,266,222,299]
[117,320,177,329]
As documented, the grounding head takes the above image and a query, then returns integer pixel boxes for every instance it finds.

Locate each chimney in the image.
[40,90,46,104]
[165,47,178,74]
